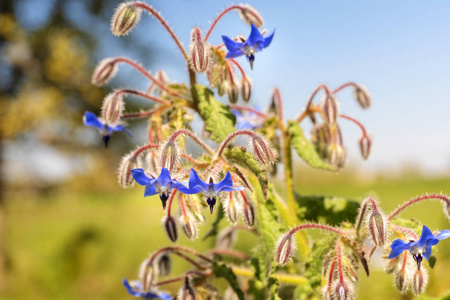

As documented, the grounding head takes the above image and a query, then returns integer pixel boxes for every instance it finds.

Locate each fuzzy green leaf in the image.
[295,194,360,225]
[213,263,245,300]
[305,236,336,290]
[288,121,335,171]
[192,84,236,143]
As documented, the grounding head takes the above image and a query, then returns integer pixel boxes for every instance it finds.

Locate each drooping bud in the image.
[156,253,171,277]
[412,268,428,295]
[332,279,355,300]
[92,58,118,86]
[311,123,332,158]
[395,268,411,294]
[327,144,346,168]
[118,153,138,188]
[111,2,142,36]
[275,233,295,266]
[354,85,371,109]
[138,259,156,291]
[160,140,179,173]
[189,27,210,73]
[443,200,450,221]
[102,92,124,124]
[359,134,372,160]
[240,192,255,227]
[226,82,240,104]
[320,95,339,124]
[367,207,388,247]
[162,215,178,242]
[240,77,252,103]
[178,277,196,300]
[249,134,276,165]
[179,213,198,240]
[185,195,205,224]
[224,192,241,224]
[238,4,264,28]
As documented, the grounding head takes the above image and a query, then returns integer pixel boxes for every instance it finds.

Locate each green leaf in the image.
[224,146,268,199]
[428,255,437,269]
[295,194,360,225]
[305,236,336,290]
[287,121,335,171]
[192,84,236,143]
[213,263,245,300]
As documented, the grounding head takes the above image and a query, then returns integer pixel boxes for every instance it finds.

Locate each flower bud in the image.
[320,95,339,124]
[178,277,196,300]
[111,2,142,36]
[162,215,178,242]
[189,27,210,73]
[354,85,371,109]
[102,92,124,124]
[395,269,410,294]
[138,259,156,291]
[311,123,332,158]
[217,83,226,96]
[226,82,240,104]
[179,214,198,240]
[327,144,346,168]
[118,153,137,188]
[92,58,118,86]
[412,268,428,295]
[224,192,241,224]
[443,200,450,221]
[185,195,205,224]
[160,140,179,173]
[275,234,295,266]
[240,77,252,103]
[241,197,255,228]
[249,134,276,165]
[238,4,264,28]
[367,208,388,247]
[156,253,171,277]
[332,279,355,300]
[359,134,372,160]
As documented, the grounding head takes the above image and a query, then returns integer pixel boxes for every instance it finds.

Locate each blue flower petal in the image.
[172,181,200,195]
[111,124,133,137]
[156,168,172,188]
[131,168,153,185]
[188,169,210,192]
[144,184,158,197]
[417,225,435,248]
[222,35,243,53]
[245,24,265,48]
[219,186,246,193]
[388,239,410,259]
[83,111,105,130]
[424,244,434,260]
[218,171,233,188]
[225,49,246,59]
[123,278,146,297]
[260,29,275,49]
[435,229,450,240]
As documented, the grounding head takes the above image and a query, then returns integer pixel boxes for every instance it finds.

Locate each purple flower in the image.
[131,168,190,209]
[222,24,275,69]
[232,106,264,130]
[123,278,171,300]
[186,169,245,214]
[388,225,450,269]
[83,111,131,147]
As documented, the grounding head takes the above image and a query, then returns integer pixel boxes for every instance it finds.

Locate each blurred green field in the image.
[2,169,450,300]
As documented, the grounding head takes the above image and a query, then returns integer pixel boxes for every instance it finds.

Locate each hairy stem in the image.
[204,5,246,42]
[289,223,345,236]
[115,89,170,105]
[295,84,331,123]
[388,194,450,220]
[355,196,378,236]
[168,129,214,155]
[339,114,368,136]
[132,144,160,159]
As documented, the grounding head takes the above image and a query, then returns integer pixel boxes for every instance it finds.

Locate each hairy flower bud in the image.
[189,27,210,73]
[395,268,410,294]
[332,279,355,300]
[327,144,346,168]
[224,192,241,224]
[412,269,428,295]
[156,253,171,277]
[249,134,276,165]
[443,200,450,221]
[320,95,339,124]
[354,85,371,109]
[311,123,332,158]
[102,92,124,124]
[359,134,372,160]
[242,197,255,228]
[111,2,142,36]
[226,82,240,104]
[92,58,118,86]
[276,234,295,266]
[160,140,179,173]
[238,4,264,28]
[178,277,196,300]
[179,214,198,240]
[367,208,388,247]
[118,153,137,188]
[240,77,252,103]
[138,259,156,291]
[162,215,178,242]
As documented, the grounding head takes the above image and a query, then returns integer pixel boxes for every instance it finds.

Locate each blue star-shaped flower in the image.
[232,107,264,130]
[131,168,190,209]
[123,278,172,300]
[222,24,275,69]
[388,225,450,270]
[186,169,245,214]
[83,111,131,147]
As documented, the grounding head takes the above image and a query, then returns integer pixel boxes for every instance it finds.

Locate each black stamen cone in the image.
[160,193,169,210]
[207,197,217,214]
[102,135,110,147]
[416,254,423,270]
[247,54,255,70]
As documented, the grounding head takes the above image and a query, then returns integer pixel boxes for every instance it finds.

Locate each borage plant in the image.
[84,2,450,299]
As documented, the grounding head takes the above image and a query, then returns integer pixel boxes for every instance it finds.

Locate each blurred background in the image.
[1,0,449,299]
